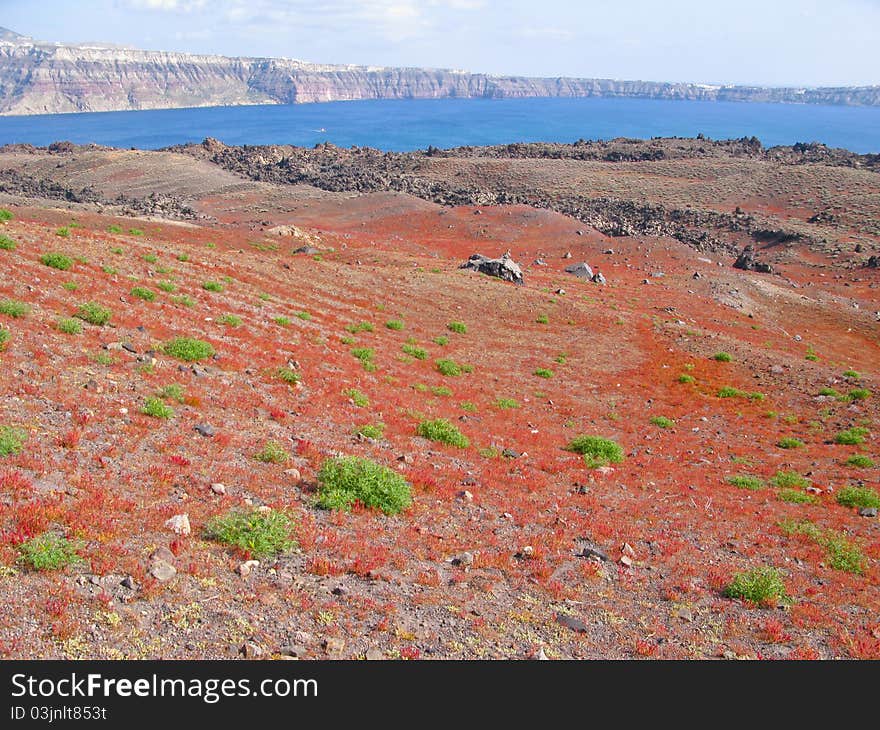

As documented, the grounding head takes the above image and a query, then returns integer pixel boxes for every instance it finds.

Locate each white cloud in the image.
[126,0,208,11]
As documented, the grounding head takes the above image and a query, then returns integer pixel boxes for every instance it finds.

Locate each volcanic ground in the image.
[0,138,877,660]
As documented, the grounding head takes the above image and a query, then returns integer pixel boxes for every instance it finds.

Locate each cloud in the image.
[125,0,208,11]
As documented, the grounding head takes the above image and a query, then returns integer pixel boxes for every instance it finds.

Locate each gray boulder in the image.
[460,252,524,285]
[565,262,594,279]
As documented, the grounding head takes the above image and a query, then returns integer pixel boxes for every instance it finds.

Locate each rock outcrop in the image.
[460,253,524,284]
[1,28,879,116]
[733,245,774,273]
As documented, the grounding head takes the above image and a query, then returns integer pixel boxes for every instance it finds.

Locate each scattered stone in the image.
[591,272,607,284]
[864,255,879,269]
[120,576,136,590]
[501,448,520,459]
[295,631,314,645]
[534,258,547,266]
[564,262,594,279]
[514,545,534,559]
[397,453,414,464]
[458,489,474,502]
[240,641,264,658]
[692,271,702,279]
[237,560,260,577]
[459,252,524,284]
[284,468,302,483]
[575,540,609,562]
[556,614,588,633]
[620,555,634,568]
[733,245,773,273]
[324,637,345,658]
[164,513,191,536]
[621,542,636,557]
[365,647,384,660]
[555,288,565,295]
[148,559,176,583]
[293,245,320,255]
[193,423,215,437]
[210,482,226,495]
[603,248,614,254]
[331,585,348,596]
[451,551,474,567]
[677,607,694,623]
[121,343,137,354]
[859,507,877,518]
[563,251,572,259]
[595,466,615,477]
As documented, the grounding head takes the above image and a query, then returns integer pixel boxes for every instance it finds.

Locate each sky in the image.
[1,0,878,86]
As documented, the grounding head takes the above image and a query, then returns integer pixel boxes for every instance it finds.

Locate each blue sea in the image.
[0,97,878,153]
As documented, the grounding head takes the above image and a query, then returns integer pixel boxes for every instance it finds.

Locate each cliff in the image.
[1,27,878,116]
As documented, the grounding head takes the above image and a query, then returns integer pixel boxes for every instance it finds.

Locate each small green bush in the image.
[819,387,841,398]
[130,286,156,301]
[202,281,224,292]
[417,418,469,448]
[447,322,467,334]
[356,423,385,440]
[845,454,874,469]
[835,427,869,445]
[385,319,404,330]
[0,426,27,457]
[219,314,242,327]
[0,328,9,349]
[0,234,16,250]
[431,385,452,397]
[771,471,810,489]
[56,317,82,335]
[351,347,376,371]
[402,343,427,360]
[107,224,123,234]
[836,485,880,509]
[0,300,29,319]
[346,321,374,334]
[718,386,764,401]
[55,227,71,238]
[296,311,312,321]
[0,209,12,221]
[254,440,289,464]
[778,488,816,504]
[75,302,111,326]
[436,358,472,377]
[344,388,369,407]
[842,370,860,379]
[163,337,214,361]
[726,475,763,490]
[129,228,145,236]
[176,253,189,262]
[565,435,624,466]
[678,373,695,384]
[779,520,865,574]
[495,398,520,410]
[433,335,449,346]
[460,401,477,412]
[650,416,675,429]
[847,388,871,401]
[156,383,186,402]
[777,437,804,450]
[41,252,73,270]
[17,533,81,571]
[724,567,788,605]
[205,508,296,559]
[171,295,195,308]
[274,316,291,326]
[141,397,174,419]
[157,280,176,293]
[534,368,554,379]
[317,456,412,515]
[712,352,732,362]
[276,367,300,385]
[535,314,549,324]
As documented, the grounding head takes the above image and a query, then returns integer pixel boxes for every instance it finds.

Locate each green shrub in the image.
[430,385,452,397]
[163,337,214,361]
[459,401,477,412]
[344,388,369,407]
[777,437,804,450]
[835,427,869,445]
[41,252,73,270]
[726,475,763,490]
[650,416,675,429]
[778,488,816,504]
[62,282,78,291]
[565,435,624,467]
[346,321,374,334]
[402,343,427,360]
[156,383,186,402]
[836,485,880,509]
[771,471,810,489]
[296,311,312,321]
[436,358,472,377]
[75,302,111,326]
[385,319,404,331]
[107,224,123,234]
[130,286,156,302]
[0,234,16,250]
[0,300,29,319]
[847,388,871,401]
[202,281,224,292]
[495,398,520,410]
[141,397,174,419]
[157,280,176,293]
[351,347,376,371]
[534,368,554,379]
[17,533,81,571]
[417,418,469,448]
[129,228,145,236]
[819,387,841,398]
[356,423,385,440]
[845,454,875,469]
[433,335,449,346]
[317,456,412,515]
[219,314,242,327]
[0,426,27,457]
[678,373,695,384]
[0,209,12,221]
[171,295,195,308]
[718,386,764,401]
[447,321,467,334]
[843,370,860,379]
[205,508,296,559]
[176,253,189,262]
[56,317,82,335]
[274,316,291,326]
[824,533,865,574]
[275,367,300,385]
[55,227,70,238]
[724,567,788,605]
[0,328,9,349]
[254,440,289,464]
[712,352,732,362]
[804,347,819,362]
[536,314,549,324]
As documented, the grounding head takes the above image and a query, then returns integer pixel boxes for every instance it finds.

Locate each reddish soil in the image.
[0,152,878,660]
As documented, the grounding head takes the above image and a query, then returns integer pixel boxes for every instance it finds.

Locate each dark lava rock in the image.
[293,245,320,255]
[459,252,524,284]
[858,507,877,518]
[865,255,880,269]
[565,262,594,279]
[733,245,773,273]
[193,424,215,438]
[556,614,589,633]
[591,272,607,284]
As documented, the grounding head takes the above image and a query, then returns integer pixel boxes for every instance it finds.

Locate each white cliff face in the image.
[0,29,878,116]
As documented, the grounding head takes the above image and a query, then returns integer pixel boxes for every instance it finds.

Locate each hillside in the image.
[0,139,877,659]
[1,27,879,116]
